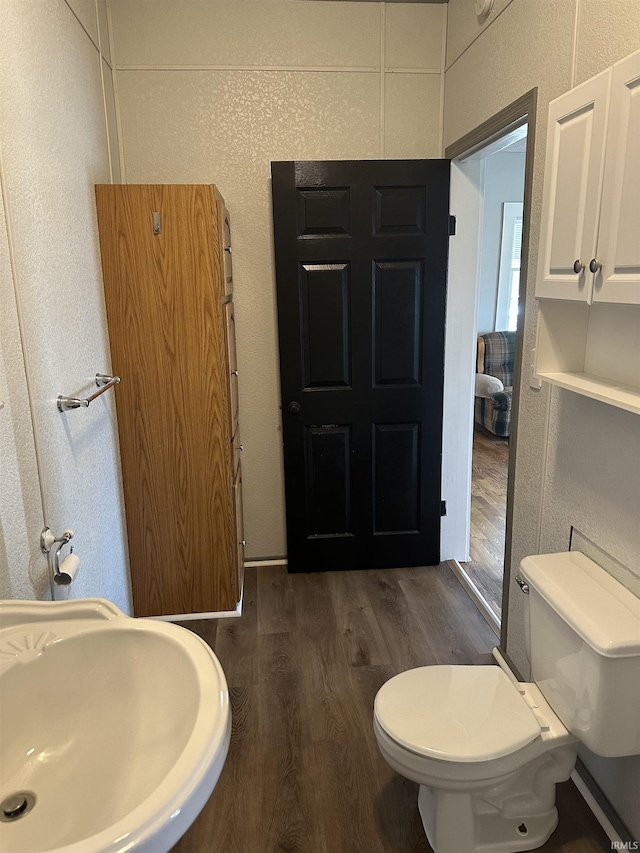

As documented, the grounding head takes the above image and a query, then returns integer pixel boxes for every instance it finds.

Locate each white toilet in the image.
[373,551,640,853]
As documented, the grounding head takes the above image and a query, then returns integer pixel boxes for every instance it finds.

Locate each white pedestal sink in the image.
[0,598,231,853]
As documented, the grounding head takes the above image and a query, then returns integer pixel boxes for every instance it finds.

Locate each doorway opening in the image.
[442,91,536,643]
[460,125,527,627]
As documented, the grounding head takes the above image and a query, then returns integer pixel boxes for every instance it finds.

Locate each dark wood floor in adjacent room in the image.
[174,564,609,853]
[461,425,510,621]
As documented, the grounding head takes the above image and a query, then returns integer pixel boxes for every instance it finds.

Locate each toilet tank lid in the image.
[520,552,640,658]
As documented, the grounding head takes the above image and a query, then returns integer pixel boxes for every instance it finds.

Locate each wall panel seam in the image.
[536,385,552,553]
[444,0,517,74]
[439,3,447,158]
[97,34,114,184]
[62,0,100,54]
[115,66,443,75]
[107,1,127,182]
[115,64,386,73]
[571,0,580,88]
[385,68,442,75]
[0,139,48,528]
[94,0,111,66]
[379,3,386,158]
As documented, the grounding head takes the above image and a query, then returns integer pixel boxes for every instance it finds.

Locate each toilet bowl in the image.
[373,552,640,853]
[374,665,578,853]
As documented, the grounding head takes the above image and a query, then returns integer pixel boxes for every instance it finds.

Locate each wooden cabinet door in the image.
[218,201,233,297]
[594,49,640,305]
[96,184,236,617]
[223,300,239,436]
[536,69,610,302]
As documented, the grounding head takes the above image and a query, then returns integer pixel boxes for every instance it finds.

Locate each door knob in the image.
[287,401,301,415]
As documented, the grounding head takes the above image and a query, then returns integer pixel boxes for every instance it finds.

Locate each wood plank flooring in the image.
[461,426,510,620]
[173,565,609,853]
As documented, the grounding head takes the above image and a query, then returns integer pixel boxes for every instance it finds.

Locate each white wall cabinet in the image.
[595,50,640,305]
[536,69,610,302]
[535,49,640,415]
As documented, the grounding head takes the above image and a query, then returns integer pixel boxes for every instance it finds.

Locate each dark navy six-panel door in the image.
[272,160,450,572]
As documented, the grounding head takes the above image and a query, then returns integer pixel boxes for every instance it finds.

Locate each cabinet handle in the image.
[589,258,602,273]
[573,259,584,274]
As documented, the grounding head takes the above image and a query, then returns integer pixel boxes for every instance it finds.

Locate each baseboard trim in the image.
[146,596,243,622]
[572,759,635,845]
[448,560,501,636]
[494,646,525,681]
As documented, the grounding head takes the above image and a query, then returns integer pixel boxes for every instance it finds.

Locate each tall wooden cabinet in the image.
[535,49,640,415]
[95,184,244,617]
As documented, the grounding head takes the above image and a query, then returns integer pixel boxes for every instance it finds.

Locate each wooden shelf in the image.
[537,370,640,415]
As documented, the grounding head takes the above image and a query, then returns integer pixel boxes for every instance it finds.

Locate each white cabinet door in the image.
[594,49,640,305]
[536,69,610,301]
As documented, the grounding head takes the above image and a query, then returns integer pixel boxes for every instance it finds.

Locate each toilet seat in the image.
[374,665,543,763]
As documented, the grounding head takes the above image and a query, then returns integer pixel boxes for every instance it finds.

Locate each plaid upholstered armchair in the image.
[474,331,515,438]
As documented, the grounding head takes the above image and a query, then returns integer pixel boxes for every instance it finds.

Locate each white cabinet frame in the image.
[535,49,640,414]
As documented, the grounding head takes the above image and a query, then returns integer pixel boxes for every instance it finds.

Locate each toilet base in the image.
[415,744,577,853]
[418,786,557,853]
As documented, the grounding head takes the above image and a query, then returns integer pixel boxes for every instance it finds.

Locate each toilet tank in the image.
[519,551,640,758]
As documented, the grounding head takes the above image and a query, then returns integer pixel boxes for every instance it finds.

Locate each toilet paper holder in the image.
[40,527,77,585]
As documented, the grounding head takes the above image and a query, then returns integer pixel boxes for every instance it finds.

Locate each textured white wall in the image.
[109,0,447,560]
[0,0,130,611]
[444,0,640,836]
[476,150,525,334]
[0,186,44,600]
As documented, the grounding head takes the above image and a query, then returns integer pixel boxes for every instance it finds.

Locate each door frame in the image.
[444,89,537,652]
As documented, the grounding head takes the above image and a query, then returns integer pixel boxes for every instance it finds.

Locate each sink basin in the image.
[0,598,231,853]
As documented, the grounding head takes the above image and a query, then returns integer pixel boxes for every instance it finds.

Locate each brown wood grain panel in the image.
[96,184,236,615]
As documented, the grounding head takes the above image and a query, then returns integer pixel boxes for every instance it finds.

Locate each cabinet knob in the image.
[239,444,244,451]
[573,259,584,274]
[287,401,301,415]
[589,258,602,273]
[231,369,239,377]
[240,540,246,547]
